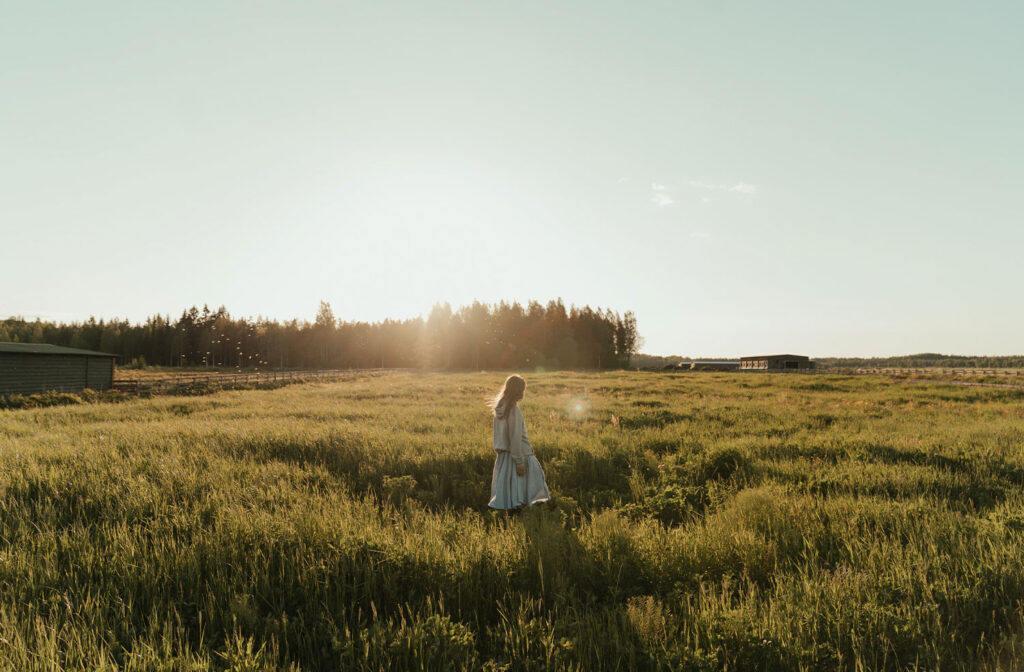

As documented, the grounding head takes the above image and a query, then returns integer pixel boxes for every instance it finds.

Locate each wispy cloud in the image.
[652,192,675,207]
[644,177,757,207]
[690,232,711,239]
[687,180,760,195]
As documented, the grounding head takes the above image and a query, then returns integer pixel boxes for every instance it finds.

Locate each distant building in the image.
[740,354,815,371]
[690,361,740,371]
[0,343,118,395]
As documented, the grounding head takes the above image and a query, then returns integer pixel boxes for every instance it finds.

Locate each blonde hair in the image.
[489,375,526,419]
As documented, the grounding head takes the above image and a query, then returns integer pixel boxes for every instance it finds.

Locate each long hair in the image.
[489,375,526,419]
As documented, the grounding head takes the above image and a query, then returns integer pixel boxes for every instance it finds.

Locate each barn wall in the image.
[85,358,114,391]
[0,354,115,395]
[740,357,815,371]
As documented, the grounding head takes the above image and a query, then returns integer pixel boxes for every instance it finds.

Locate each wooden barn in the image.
[740,354,815,371]
[0,343,118,395]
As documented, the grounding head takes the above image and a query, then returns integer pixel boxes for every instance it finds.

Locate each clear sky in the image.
[2,2,1022,357]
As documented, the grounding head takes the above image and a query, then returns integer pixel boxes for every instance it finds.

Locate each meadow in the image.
[3,371,1024,671]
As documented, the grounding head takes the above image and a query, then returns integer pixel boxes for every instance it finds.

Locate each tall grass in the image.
[2,371,1024,670]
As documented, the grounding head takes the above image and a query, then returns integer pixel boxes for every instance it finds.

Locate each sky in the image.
[2,1,1022,357]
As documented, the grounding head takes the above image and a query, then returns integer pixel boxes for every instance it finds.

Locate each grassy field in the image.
[3,371,1024,671]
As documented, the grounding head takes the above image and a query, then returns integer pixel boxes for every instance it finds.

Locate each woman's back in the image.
[488,376,549,510]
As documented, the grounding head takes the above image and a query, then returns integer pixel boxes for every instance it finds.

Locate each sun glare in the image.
[567,396,590,421]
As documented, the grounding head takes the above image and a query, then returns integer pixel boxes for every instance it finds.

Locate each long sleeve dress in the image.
[489,404,551,510]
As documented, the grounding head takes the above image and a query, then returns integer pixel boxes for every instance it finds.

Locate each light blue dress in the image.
[489,404,551,510]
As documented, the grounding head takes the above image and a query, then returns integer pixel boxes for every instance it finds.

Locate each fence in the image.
[108,366,1024,395]
[112,368,401,395]
[829,368,1024,377]
[676,367,1024,377]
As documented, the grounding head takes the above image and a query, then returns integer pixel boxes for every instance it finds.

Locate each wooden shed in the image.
[0,343,118,395]
[739,354,815,371]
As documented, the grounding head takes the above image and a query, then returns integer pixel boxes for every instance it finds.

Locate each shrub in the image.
[382,474,418,506]
[0,390,85,410]
[700,448,751,482]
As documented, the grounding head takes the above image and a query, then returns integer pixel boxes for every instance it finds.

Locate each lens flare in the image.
[567,397,590,421]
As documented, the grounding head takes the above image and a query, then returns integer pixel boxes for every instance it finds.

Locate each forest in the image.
[0,300,641,371]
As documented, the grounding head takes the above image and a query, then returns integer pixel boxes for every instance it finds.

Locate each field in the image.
[3,371,1024,671]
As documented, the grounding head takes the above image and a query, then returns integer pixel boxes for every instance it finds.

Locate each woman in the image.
[488,374,551,511]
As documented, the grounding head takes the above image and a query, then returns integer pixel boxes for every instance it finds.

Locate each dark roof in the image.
[740,354,811,360]
[0,342,118,357]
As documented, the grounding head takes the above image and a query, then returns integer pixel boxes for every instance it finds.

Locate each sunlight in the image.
[567,396,590,421]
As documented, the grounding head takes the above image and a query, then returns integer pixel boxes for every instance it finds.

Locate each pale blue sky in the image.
[2,2,1022,356]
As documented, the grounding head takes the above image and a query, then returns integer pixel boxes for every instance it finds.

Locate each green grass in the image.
[3,371,1024,670]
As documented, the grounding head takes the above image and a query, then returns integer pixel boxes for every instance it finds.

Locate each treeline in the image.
[0,300,641,371]
[818,353,1024,368]
[629,354,688,369]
